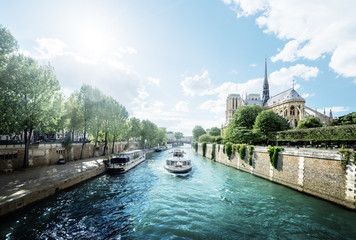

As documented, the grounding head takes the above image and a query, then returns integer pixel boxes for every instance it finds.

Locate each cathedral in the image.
[225,59,333,128]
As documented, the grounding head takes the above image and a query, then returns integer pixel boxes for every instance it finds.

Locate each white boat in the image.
[164,149,192,174]
[105,150,145,174]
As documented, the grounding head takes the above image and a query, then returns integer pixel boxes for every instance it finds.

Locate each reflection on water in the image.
[1,145,356,240]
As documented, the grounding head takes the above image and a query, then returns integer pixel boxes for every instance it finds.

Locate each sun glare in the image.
[69,10,115,59]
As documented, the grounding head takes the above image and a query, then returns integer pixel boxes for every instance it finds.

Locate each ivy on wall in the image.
[202,142,207,157]
[238,144,247,160]
[225,142,233,160]
[338,145,354,168]
[192,142,197,152]
[211,143,216,160]
[268,146,283,169]
[248,145,254,166]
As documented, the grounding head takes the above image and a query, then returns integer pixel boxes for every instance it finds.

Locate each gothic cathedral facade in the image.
[225,59,332,128]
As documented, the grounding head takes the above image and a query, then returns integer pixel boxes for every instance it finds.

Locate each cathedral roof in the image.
[265,88,305,107]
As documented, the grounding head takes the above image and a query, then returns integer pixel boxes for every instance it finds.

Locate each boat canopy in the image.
[173,150,184,157]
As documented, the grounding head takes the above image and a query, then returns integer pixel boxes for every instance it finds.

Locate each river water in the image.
[1,145,356,239]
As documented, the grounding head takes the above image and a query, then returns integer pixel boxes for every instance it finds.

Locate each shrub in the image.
[338,145,352,167]
[269,125,356,142]
[268,146,283,169]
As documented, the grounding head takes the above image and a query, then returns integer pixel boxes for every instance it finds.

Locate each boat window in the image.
[111,157,130,163]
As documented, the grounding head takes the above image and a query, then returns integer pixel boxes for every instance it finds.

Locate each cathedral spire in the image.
[262,58,270,104]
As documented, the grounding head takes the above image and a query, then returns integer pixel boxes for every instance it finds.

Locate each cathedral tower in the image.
[262,58,270,104]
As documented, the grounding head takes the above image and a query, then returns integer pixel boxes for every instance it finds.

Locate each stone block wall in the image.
[194,144,356,210]
[0,141,129,171]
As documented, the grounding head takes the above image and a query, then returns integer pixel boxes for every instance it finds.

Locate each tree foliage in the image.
[174,132,184,141]
[0,54,61,167]
[192,125,206,141]
[208,127,221,136]
[198,134,214,143]
[296,116,322,129]
[253,110,290,136]
[224,106,263,144]
[269,124,356,142]
[232,105,263,129]
[332,112,356,126]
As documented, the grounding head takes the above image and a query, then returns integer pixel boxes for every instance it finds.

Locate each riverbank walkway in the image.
[0,157,105,217]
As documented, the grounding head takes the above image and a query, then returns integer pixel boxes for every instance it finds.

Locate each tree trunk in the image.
[23,126,33,168]
[103,132,108,156]
[93,131,99,157]
[80,129,86,159]
[112,134,116,154]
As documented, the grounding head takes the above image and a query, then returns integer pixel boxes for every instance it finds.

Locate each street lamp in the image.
[277,135,279,147]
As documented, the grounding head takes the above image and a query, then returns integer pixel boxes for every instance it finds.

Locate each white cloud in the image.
[231,69,238,75]
[301,93,315,99]
[353,79,356,84]
[269,64,319,92]
[34,38,67,59]
[175,101,189,113]
[181,70,214,96]
[317,106,349,114]
[250,63,257,67]
[223,0,356,78]
[200,78,263,115]
[138,87,149,100]
[119,46,137,55]
[147,77,160,86]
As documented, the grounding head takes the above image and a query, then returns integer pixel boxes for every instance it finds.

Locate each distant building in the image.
[225,59,332,128]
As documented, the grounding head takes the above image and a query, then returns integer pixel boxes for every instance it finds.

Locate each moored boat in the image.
[164,149,192,174]
[105,150,145,174]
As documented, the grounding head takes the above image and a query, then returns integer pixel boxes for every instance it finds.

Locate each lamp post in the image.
[277,135,279,147]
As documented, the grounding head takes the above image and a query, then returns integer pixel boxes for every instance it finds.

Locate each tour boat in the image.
[105,150,145,174]
[164,149,192,174]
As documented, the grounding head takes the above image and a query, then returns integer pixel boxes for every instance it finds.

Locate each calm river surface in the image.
[1,145,356,239]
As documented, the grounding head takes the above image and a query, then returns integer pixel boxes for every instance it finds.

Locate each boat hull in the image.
[164,165,192,174]
[106,156,145,174]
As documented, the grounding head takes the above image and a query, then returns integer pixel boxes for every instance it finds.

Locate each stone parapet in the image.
[195,144,355,210]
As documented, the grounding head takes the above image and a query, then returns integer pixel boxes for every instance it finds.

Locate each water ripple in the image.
[2,147,356,239]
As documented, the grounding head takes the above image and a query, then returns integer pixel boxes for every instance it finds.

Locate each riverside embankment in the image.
[196,143,356,210]
[0,157,106,217]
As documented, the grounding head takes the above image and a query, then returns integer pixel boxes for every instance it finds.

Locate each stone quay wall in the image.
[0,141,139,171]
[197,144,356,210]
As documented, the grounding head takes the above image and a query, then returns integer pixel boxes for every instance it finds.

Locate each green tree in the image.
[107,98,128,154]
[141,119,158,148]
[332,112,356,126]
[192,125,206,141]
[225,105,263,143]
[64,91,83,141]
[155,128,167,146]
[174,132,184,141]
[198,134,214,143]
[0,25,18,58]
[253,110,290,136]
[0,55,61,167]
[208,127,221,136]
[232,105,263,129]
[296,116,323,129]
[128,117,141,141]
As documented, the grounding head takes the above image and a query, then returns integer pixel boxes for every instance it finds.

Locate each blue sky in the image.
[1,0,355,136]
